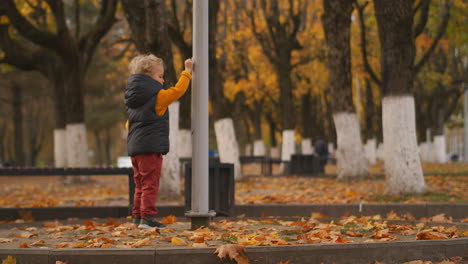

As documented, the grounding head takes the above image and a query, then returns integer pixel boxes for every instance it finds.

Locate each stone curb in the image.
[0,238,467,264]
[1,203,467,221]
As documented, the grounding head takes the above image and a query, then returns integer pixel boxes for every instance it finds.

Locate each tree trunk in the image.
[104,128,112,165]
[121,0,177,85]
[161,102,181,196]
[93,129,103,165]
[322,0,369,180]
[374,0,425,194]
[277,69,295,130]
[11,82,25,166]
[65,66,89,168]
[214,118,242,179]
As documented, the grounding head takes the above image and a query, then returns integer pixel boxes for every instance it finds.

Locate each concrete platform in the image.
[0,238,466,264]
[1,203,467,221]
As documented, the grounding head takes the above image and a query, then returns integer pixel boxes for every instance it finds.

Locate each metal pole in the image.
[186,0,215,230]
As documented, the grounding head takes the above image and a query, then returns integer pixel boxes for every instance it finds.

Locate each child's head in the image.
[129,54,165,84]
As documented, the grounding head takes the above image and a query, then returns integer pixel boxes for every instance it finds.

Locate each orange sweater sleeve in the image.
[155,71,192,115]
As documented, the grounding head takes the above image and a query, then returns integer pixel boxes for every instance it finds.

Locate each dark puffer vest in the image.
[125,74,169,156]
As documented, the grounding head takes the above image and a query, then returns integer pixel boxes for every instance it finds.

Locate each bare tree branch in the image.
[414,0,452,74]
[79,0,118,67]
[0,24,39,71]
[413,0,430,38]
[0,0,59,50]
[355,1,381,86]
[44,0,69,40]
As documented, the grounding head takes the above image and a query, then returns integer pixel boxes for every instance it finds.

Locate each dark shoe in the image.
[132,217,141,225]
[139,216,166,229]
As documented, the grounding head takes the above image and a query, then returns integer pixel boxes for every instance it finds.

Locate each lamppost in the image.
[185,0,215,230]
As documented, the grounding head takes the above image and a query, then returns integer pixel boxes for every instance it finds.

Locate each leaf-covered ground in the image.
[0,213,467,250]
[0,163,467,208]
[0,175,466,208]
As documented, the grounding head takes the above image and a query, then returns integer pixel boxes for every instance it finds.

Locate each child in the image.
[125,54,193,229]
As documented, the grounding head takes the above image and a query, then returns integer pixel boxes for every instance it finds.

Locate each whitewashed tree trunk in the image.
[253,140,265,156]
[333,112,369,180]
[66,123,89,182]
[245,144,252,156]
[214,118,242,179]
[365,138,377,165]
[301,138,313,155]
[270,146,280,159]
[328,143,335,157]
[160,102,181,196]
[66,123,89,167]
[280,130,295,174]
[54,129,67,167]
[178,129,192,158]
[382,96,425,194]
[419,143,429,162]
[421,142,435,162]
[434,135,447,163]
[377,143,384,161]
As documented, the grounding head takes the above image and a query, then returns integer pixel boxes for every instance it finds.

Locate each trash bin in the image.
[290,154,324,175]
[185,162,234,216]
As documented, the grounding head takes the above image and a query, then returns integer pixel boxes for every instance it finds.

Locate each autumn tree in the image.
[322,0,369,180]
[0,0,118,168]
[373,0,426,194]
[241,0,309,168]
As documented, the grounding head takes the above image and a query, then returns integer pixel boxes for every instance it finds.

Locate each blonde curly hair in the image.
[128,54,164,75]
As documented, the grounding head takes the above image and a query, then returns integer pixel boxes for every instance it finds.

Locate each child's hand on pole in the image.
[185,58,194,74]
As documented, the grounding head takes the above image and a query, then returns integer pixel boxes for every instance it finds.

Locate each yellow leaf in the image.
[2,256,16,264]
[171,237,187,245]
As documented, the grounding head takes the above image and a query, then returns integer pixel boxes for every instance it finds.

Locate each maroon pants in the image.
[131,153,163,217]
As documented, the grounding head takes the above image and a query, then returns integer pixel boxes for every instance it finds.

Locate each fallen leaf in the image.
[31,240,45,246]
[72,242,86,248]
[55,261,67,264]
[130,238,152,248]
[17,231,38,238]
[0,238,16,243]
[191,242,208,247]
[97,237,115,243]
[429,214,452,223]
[56,243,70,248]
[162,215,177,224]
[2,256,17,264]
[373,229,390,239]
[386,211,402,220]
[416,231,449,240]
[19,243,30,248]
[215,244,249,264]
[345,231,363,237]
[194,236,205,243]
[171,237,188,245]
